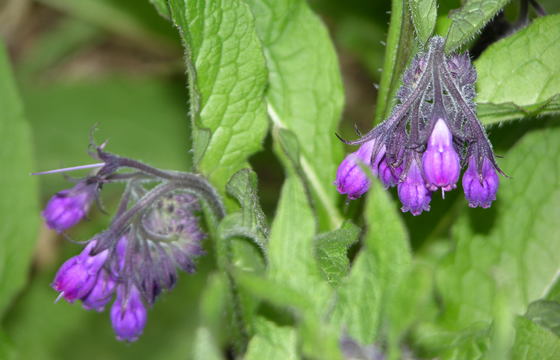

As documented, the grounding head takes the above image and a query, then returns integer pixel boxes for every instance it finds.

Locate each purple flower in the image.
[398,161,432,216]
[462,156,499,209]
[111,285,147,342]
[52,241,109,303]
[335,142,383,200]
[42,181,96,232]
[422,119,461,193]
[81,268,116,312]
[378,156,401,189]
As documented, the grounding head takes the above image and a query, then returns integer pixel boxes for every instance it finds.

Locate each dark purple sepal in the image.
[51,241,109,303]
[378,157,402,189]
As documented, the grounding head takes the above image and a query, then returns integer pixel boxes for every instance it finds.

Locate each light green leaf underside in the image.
[331,181,410,345]
[437,126,560,330]
[245,317,299,360]
[444,0,512,54]
[243,0,345,230]
[169,0,268,208]
[476,14,560,125]
[0,39,39,319]
[315,221,360,288]
[373,0,415,125]
[409,0,437,45]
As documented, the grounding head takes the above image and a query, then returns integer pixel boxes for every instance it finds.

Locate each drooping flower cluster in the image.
[40,131,225,342]
[334,36,504,215]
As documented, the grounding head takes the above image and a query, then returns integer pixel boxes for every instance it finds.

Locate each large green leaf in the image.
[444,0,512,53]
[512,317,560,360]
[243,0,345,230]
[524,300,560,338]
[0,39,39,318]
[373,0,415,125]
[169,0,269,209]
[244,317,299,360]
[437,125,560,330]
[331,180,411,344]
[475,14,560,125]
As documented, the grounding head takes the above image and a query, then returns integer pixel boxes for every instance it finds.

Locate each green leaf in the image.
[386,263,438,360]
[226,169,270,251]
[436,125,560,330]
[149,0,172,20]
[475,14,560,125]
[269,128,331,300]
[243,0,345,230]
[315,221,360,287]
[524,300,560,338]
[331,180,411,344]
[512,317,560,360]
[215,213,266,352]
[0,39,39,318]
[409,0,437,45]
[444,0,512,53]
[373,0,415,125]
[192,327,226,360]
[411,322,491,360]
[245,317,299,360]
[169,0,269,209]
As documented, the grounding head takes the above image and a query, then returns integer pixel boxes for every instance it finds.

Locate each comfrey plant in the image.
[335,36,505,215]
[36,131,225,342]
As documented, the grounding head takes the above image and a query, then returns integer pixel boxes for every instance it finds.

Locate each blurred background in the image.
[0,0,559,359]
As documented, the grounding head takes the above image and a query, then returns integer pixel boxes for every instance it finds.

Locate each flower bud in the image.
[422,119,461,193]
[335,142,383,200]
[111,285,147,342]
[462,156,499,208]
[398,162,432,216]
[378,157,401,189]
[42,181,96,232]
[51,241,109,303]
[81,268,116,312]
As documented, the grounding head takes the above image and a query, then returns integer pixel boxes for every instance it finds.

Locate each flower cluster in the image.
[40,131,225,341]
[334,36,504,215]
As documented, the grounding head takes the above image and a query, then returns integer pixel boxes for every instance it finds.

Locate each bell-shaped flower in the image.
[335,141,383,200]
[398,161,432,216]
[51,241,109,303]
[462,156,499,208]
[422,119,461,193]
[110,285,147,342]
[81,268,116,312]
[42,181,96,232]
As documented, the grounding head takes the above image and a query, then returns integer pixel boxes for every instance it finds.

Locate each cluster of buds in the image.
[335,36,504,215]
[38,130,225,341]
